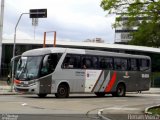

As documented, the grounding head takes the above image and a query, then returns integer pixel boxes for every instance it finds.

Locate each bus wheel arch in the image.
[55,82,70,98]
[112,82,126,97]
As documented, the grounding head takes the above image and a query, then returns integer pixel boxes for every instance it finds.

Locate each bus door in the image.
[39,54,60,94]
[38,75,52,94]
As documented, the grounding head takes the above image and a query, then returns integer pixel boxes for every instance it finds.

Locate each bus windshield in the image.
[15,56,43,80]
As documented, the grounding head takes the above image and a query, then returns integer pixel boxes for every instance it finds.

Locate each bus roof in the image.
[22,47,150,59]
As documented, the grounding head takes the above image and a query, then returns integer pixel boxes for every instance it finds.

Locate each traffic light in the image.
[30,9,47,18]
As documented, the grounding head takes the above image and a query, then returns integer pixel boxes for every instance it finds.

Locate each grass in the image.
[148,106,160,115]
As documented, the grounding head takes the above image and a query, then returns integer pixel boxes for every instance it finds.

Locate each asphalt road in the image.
[0,93,159,120]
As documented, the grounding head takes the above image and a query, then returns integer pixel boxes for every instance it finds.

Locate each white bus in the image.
[14,47,151,98]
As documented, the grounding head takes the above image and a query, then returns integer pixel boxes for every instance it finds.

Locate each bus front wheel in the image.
[55,84,69,98]
[112,83,126,97]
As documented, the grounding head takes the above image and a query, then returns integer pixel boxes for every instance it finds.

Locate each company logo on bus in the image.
[123,71,130,78]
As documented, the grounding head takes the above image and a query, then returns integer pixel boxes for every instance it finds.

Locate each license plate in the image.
[23,81,28,84]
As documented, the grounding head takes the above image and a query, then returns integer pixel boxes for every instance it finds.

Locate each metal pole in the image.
[0,0,4,77]
[11,13,29,91]
[11,11,47,91]
[54,31,56,47]
[43,32,46,48]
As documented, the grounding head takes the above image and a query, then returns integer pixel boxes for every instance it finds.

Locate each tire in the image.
[95,92,105,97]
[112,84,126,97]
[37,94,47,98]
[55,84,69,98]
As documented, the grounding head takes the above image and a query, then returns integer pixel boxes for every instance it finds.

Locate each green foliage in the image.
[100,0,160,47]
[101,0,160,25]
[148,106,160,115]
[129,22,160,47]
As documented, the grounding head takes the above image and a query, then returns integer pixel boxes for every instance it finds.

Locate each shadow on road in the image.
[21,93,143,99]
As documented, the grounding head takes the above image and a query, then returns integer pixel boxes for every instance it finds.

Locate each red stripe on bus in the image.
[105,71,117,92]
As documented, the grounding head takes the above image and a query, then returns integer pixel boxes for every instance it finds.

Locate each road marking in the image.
[21,103,27,106]
[104,107,140,111]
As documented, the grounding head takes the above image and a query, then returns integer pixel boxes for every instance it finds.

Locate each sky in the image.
[2,0,115,43]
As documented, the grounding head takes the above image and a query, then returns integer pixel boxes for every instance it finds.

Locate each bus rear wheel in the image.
[55,84,69,98]
[112,83,126,97]
[95,92,105,97]
[37,93,47,98]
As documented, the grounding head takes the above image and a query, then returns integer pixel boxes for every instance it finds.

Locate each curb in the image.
[0,91,24,95]
[145,104,160,115]
[98,104,160,120]
[0,90,19,95]
[0,86,19,95]
[0,93,18,95]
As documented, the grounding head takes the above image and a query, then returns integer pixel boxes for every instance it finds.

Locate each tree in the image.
[100,0,160,47]
[129,21,160,47]
[101,0,160,25]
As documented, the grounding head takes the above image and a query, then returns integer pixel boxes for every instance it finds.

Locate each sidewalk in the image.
[0,80,17,95]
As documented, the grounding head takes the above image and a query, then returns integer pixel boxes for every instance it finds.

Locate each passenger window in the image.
[63,56,72,68]
[114,58,127,71]
[62,54,81,69]
[99,57,113,70]
[139,59,150,71]
[92,56,99,69]
[81,56,92,69]
[130,59,138,71]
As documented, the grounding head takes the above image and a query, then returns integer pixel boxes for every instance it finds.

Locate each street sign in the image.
[30,9,47,18]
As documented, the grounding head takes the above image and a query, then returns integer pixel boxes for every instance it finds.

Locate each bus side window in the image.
[105,57,113,70]
[139,59,150,71]
[68,57,76,68]
[81,57,87,69]
[121,58,127,71]
[63,56,71,68]
[81,56,92,69]
[114,58,127,71]
[99,57,105,69]
[99,57,113,70]
[62,54,81,69]
[130,59,138,71]
[114,58,122,70]
[92,56,99,69]
[74,55,81,69]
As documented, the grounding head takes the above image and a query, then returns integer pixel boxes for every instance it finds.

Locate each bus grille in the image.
[16,88,29,92]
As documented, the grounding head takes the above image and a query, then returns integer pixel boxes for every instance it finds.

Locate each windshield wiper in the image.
[17,62,27,79]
